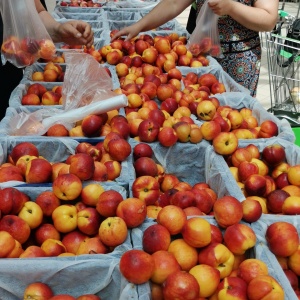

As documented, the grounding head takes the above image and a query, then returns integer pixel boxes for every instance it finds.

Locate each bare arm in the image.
[111,0,193,41]
[208,0,279,32]
[35,0,94,47]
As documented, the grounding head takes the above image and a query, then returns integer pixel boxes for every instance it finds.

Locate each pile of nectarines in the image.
[228,143,300,215]
[0,138,131,184]
[0,176,143,258]
[22,83,62,106]
[119,213,284,299]
[100,31,208,69]
[32,61,65,82]
[60,0,102,7]
[264,221,300,295]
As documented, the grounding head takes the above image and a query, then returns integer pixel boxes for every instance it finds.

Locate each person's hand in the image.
[56,20,94,47]
[110,24,142,42]
[208,0,233,16]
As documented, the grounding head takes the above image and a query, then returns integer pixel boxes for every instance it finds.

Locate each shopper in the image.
[0,0,94,120]
[111,0,279,97]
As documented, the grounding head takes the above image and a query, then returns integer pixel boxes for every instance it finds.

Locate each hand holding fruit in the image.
[53,20,94,48]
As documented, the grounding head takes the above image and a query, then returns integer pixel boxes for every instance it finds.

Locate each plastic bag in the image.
[6,51,128,136]
[187,0,222,58]
[0,0,56,68]
[62,52,119,110]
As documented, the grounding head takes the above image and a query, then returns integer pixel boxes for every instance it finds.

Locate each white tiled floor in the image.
[46,0,300,110]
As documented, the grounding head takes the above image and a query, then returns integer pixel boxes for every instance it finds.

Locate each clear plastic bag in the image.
[6,52,128,136]
[187,0,223,58]
[0,0,56,68]
[62,52,119,110]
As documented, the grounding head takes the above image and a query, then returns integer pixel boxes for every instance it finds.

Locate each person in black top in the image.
[186,1,197,34]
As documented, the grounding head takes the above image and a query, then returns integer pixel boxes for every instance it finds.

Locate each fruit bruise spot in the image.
[200,112,211,117]
[138,206,145,213]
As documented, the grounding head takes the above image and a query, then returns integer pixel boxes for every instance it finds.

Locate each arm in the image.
[34,0,94,47]
[111,0,193,41]
[208,0,279,32]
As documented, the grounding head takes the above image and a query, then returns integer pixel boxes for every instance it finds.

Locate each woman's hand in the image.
[208,0,233,16]
[111,24,142,42]
[55,20,94,47]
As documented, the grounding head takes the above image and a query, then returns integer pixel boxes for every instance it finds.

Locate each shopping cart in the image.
[266,4,300,127]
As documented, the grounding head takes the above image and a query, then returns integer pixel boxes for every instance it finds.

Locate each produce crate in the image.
[106,19,183,32]
[213,92,295,143]
[178,66,250,94]
[103,1,157,10]
[21,61,120,93]
[21,63,67,84]
[0,182,133,299]
[251,215,300,299]
[52,10,106,21]
[227,136,300,202]
[0,254,137,300]
[85,19,110,29]
[128,138,243,201]
[8,81,63,110]
[132,217,294,300]
[93,28,109,39]
[0,136,134,189]
[105,10,144,20]
[53,5,106,14]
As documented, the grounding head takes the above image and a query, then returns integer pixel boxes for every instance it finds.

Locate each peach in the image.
[151,250,181,284]
[213,196,243,228]
[168,238,198,271]
[119,249,154,284]
[266,221,299,257]
[143,224,171,254]
[41,91,60,105]
[32,71,44,81]
[43,69,58,82]
[21,93,40,105]
[162,270,200,300]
